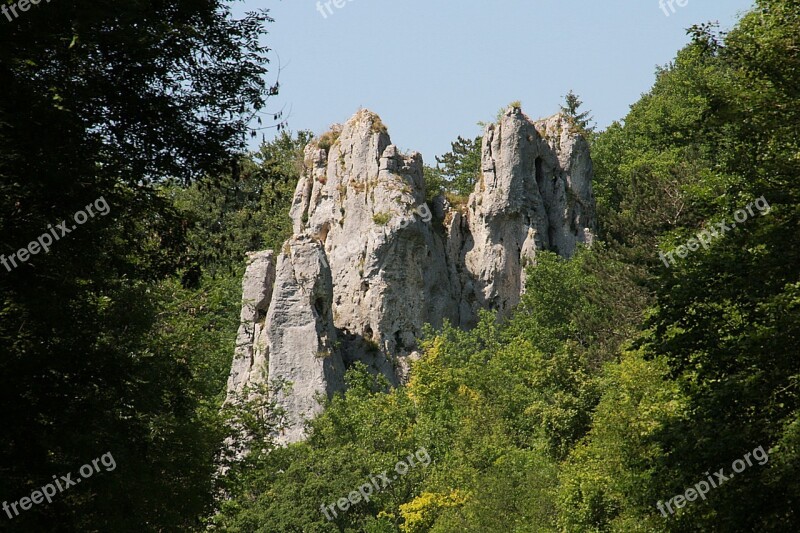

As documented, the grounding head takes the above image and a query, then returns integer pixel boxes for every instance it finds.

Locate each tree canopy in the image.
[2,0,798,531]
[215,2,800,531]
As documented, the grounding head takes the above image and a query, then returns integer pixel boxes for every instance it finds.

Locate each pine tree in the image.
[561,90,594,133]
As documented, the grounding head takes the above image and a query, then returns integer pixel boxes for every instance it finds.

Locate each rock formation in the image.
[265,237,345,444]
[225,106,596,444]
[458,108,596,321]
[227,250,275,397]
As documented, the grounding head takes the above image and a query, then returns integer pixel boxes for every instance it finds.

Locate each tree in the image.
[435,136,482,198]
[563,3,800,530]
[172,130,313,280]
[561,90,595,134]
[0,1,279,529]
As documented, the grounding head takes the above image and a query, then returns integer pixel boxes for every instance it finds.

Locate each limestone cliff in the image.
[458,107,596,322]
[225,106,596,444]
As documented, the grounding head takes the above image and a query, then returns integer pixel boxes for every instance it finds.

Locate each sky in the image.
[234,0,755,161]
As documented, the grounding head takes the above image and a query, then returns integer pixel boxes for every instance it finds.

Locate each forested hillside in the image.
[1,0,798,531]
[214,2,800,531]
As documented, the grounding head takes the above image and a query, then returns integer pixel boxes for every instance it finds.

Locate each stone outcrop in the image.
[226,106,596,443]
[226,250,276,398]
[457,107,596,321]
[291,111,460,384]
[266,237,345,444]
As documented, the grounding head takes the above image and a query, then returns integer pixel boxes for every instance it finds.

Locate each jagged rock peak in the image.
[225,106,597,444]
[290,109,455,381]
[457,105,596,318]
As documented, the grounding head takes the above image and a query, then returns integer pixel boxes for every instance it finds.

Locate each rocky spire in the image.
[226,250,276,397]
[225,106,596,443]
[456,106,596,321]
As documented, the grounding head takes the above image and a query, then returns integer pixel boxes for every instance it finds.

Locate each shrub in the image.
[373,212,391,225]
[317,124,342,152]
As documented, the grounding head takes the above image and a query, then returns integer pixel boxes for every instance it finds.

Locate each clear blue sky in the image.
[235,0,755,161]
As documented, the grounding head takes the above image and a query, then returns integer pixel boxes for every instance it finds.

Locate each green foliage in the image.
[434,135,482,197]
[214,364,420,532]
[0,1,278,529]
[560,90,595,134]
[170,130,312,279]
[373,212,392,225]
[423,164,447,202]
[557,351,686,532]
[317,125,343,152]
[563,3,800,531]
[217,3,800,531]
[430,450,558,532]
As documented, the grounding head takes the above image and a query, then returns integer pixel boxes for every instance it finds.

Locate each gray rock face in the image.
[290,110,459,384]
[225,106,596,443]
[226,251,276,399]
[458,107,596,322]
[267,236,345,445]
